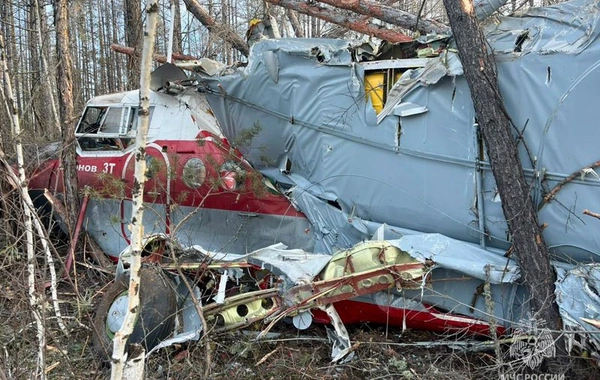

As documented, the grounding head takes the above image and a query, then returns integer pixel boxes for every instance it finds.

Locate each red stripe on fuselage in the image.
[311,300,505,336]
[29,138,305,219]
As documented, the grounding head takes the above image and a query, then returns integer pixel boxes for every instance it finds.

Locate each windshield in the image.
[75,106,152,151]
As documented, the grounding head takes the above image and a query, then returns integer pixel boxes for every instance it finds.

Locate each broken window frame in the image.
[75,105,154,152]
[361,58,430,116]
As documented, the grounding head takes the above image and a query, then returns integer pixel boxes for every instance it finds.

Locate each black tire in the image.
[92,266,177,360]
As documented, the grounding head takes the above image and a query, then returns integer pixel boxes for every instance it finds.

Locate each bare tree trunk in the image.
[182,0,250,57]
[53,0,79,242]
[33,0,60,132]
[1,2,16,154]
[8,3,25,117]
[221,0,232,64]
[81,9,91,101]
[172,0,182,54]
[265,0,413,43]
[98,1,110,95]
[111,0,125,91]
[124,0,143,90]
[27,1,41,135]
[69,10,82,108]
[310,10,318,37]
[442,0,565,367]
[110,2,159,378]
[88,1,99,96]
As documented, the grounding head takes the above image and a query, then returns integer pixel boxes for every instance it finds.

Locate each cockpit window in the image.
[76,106,153,151]
[78,107,107,134]
[99,107,123,134]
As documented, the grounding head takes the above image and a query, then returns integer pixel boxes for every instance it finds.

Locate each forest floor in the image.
[0,238,598,380]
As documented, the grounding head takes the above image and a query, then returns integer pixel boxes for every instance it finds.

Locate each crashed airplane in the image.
[26,0,600,362]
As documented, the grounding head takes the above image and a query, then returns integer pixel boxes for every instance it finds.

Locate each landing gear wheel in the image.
[92,266,177,360]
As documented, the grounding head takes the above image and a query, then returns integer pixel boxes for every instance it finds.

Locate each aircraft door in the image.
[121,143,172,241]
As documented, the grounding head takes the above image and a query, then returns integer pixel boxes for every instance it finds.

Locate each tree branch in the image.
[583,209,600,221]
[265,0,413,43]
[182,0,249,57]
[111,43,199,62]
[538,160,600,210]
[314,0,450,35]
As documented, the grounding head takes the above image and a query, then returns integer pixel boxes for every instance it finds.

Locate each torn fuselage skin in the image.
[115,234,504,362]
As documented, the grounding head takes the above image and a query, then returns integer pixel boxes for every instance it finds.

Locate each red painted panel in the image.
[28,137,305,217]
[312,299,505,336]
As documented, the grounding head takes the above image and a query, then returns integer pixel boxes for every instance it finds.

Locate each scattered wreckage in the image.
[27,0,600,363]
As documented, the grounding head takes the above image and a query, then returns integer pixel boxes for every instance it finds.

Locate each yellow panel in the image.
[320,241,422,281]
[364,72,385,114]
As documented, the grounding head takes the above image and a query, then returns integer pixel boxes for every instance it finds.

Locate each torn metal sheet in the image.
[555,265,600,356]
[324,305,354,363]
[378,50,463,123]
[391,233,520,284]
[147,279,203,356]
[116,235,501,361]
[184,242,334,285]
[485,0,600,55]
[475,0,509,20]
[176,57,227,76]
[286,185,371,255]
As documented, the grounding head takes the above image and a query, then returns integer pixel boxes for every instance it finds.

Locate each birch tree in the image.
[0,31,46,380]
[110,1,159,379]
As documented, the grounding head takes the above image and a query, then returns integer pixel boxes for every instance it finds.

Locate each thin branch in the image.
[583,209,600,221]
[538,160,600,210]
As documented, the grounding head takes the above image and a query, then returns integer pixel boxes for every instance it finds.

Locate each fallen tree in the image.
[264,0,413,43]
[314,0,450,35]
[182,0,250,57]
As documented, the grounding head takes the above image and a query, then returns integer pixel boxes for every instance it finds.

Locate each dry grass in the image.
[0,219,598,379]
